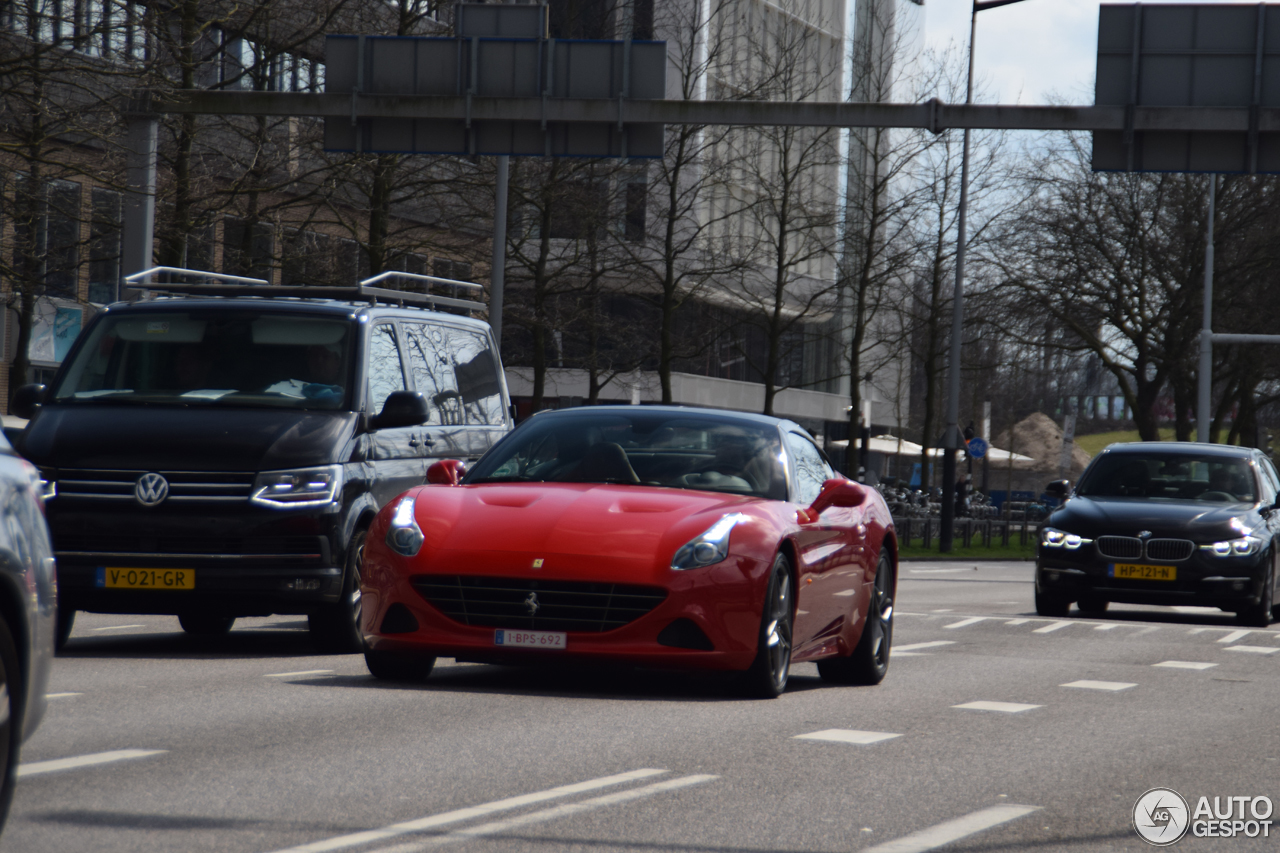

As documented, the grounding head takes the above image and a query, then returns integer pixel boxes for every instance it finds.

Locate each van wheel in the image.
[0,618,22,828]
[311,529,366,654]
[179,614,235,636]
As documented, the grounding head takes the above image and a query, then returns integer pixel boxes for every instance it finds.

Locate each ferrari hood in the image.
[412,483,762,577]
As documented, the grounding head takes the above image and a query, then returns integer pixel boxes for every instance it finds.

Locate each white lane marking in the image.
[895,641,957,653]
[893,652,929,657]
[1226,645,1280,655]
[91,624,145,632]
[264,670,334,678]
[953,701,1041,713]
[862,804,1042,853]
[370,774,719,853]
[1004,619,1030,626]
[793,729,902,745]
[1219,630,1252,644]
[1033,621,1072,634]
[1153,661,1217,670]
[1188,628,1216,635]
[1132,626,1161,637]
[265,769,668,853]
[1172,606,1221,614]
[1094,624,1120,631]
[1061,680,1136,691]
[943,617,986,630]
[45,692,82,699]
[930,609,954,613]
[18,749,166,778]
[909,568,971,574]
[833,589,857,597]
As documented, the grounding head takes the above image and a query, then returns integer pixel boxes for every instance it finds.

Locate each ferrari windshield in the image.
[467,410,787,500]
[1076,453,1256,502]
[51,310,353,410]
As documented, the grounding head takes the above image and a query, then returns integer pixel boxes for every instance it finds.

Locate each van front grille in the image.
[53,469,254,503]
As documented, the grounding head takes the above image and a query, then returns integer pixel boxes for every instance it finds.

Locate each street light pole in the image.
[940,0,1033,553]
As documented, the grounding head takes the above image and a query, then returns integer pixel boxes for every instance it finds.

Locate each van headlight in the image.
[1041,527,1091,550]
[385,495,424,557]
[671,513,749,570]
[250,465,342,509]
[1200,536,1262,557]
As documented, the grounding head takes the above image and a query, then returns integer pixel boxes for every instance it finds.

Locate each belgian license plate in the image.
[1109,563,1177,582]
[97,567,195,590]
[494,629,566,649]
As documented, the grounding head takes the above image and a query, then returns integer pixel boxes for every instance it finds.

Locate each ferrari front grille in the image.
[1096,536,1143,560]
[410,575,667,633]
[1144,538,1194,562]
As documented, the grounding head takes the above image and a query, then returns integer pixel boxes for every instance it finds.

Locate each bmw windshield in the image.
[1076,453,1256,503]
[52,310,354,410]
[466,411,788,500]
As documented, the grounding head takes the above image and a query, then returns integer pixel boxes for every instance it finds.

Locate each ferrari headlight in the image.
[385,495,424,557]
[1200,536,1262,557]
[1041,527,1091,550]
[671,513,749,570]
[250,465,343,509]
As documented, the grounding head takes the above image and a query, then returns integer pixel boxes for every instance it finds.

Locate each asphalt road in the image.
[6,559,1279,852]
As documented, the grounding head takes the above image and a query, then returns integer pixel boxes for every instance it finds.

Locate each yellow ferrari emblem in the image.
[532,558,544,569]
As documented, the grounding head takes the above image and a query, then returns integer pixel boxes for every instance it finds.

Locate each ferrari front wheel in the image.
[819,550,894,685]
[741,553,794,698]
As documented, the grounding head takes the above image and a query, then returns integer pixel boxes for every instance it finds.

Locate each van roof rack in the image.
[122,267,486,313]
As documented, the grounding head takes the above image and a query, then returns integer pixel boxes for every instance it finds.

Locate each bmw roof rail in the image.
[122,267,487,313]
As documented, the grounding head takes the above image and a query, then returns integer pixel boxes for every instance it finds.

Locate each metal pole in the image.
[941,7,979,553]
[1197,177,1216,443]
[121,112,158,289]
[489,154,509,349]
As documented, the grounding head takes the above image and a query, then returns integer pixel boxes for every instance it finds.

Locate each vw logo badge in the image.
[134,472,170,507]
[523,592,540,617]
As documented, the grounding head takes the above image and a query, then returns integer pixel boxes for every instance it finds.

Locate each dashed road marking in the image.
[794,729,902,745]
[1094,624,1120,631]
[91,624,145,632]
[1153,661,1217,670]
[264,670,334,678]
[18,749,166,778]
[862,804,1042,853]
[1132,626,1161,637]
[1004,619,1030,626]
[1225,645,1279,655]
[953,701,1041,713]
[894,641,957,653]
[1219,630,1252,644]
[943,617,986,630]
[1061,680,1136,691]
[1032,621,1072,634]
[264,769,669,853]
[45,692,82,699]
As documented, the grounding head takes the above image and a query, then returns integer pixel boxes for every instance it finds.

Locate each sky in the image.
[920,0,1208,106]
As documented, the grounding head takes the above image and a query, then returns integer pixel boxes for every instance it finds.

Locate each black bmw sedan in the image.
[1036,442,1280,626]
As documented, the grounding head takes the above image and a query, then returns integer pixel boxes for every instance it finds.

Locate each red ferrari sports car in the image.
[360,406,897,697]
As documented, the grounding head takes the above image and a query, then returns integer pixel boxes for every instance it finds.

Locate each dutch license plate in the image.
[494,629,566,649]
[1109,563,1177,582]
[97,567,195,590]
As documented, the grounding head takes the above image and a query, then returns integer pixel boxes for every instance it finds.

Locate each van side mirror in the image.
[10,384,45,421]
[1045,479,1070,499]
[798,478,865,524]
[427,459,466,486]
[369,391,429,431]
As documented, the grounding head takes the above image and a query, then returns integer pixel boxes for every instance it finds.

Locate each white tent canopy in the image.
[831,434,1035,466]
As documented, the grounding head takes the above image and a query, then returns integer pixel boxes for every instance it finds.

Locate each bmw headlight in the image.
[1200,536,1262,557]
[250,465,343,509]
[385,495,424,557]
[1041,527,1091,550]
[671,513,749,570]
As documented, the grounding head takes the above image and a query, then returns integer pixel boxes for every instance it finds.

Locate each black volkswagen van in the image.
[11,275,511,652]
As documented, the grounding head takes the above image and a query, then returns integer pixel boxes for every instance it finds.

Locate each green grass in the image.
[1073,428,1176,456]
[899,537,1037,561]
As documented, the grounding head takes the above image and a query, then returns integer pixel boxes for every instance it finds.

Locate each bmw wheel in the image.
[1237,560,1274,627]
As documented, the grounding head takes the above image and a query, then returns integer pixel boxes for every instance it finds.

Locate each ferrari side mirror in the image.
[427,459,466,486]
[798,478,865,523]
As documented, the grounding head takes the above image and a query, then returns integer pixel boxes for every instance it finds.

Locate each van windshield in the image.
[52,310,353,410]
